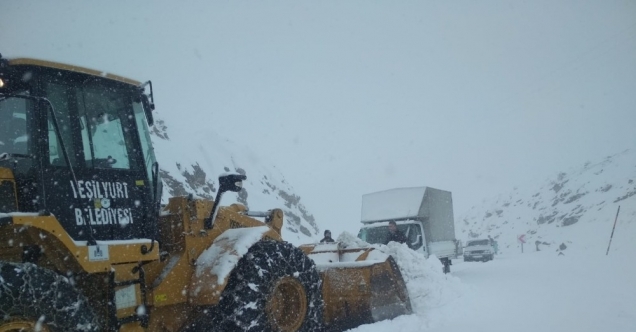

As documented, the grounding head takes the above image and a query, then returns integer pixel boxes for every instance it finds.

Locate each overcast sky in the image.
[2,0,635,238]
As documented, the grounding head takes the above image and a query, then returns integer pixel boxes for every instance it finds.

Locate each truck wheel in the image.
[217,241,323,332]
[0,262,100,332]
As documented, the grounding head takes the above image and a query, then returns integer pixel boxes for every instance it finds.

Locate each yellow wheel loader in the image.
[0,55,411,332]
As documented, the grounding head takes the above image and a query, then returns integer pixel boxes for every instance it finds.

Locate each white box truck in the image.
[357,187,460,273]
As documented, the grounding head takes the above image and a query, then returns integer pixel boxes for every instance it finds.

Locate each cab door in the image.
[39,75,153,241]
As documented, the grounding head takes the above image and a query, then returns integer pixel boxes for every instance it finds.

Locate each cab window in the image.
[76,87,132,169]
[133,101,157,187]
[0,97,29,155]
[43,79,138,170]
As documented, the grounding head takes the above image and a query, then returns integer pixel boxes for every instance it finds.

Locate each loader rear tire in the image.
[0,262,100,332]
[217,241,323,332]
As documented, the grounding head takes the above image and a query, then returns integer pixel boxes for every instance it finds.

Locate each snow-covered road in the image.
[348,251,636,332]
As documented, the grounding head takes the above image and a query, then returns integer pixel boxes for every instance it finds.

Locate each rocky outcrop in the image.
[458,149,636,253]
[149,112,319,243]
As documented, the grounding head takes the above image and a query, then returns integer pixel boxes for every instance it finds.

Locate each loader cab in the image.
[0,57,160,242]
[358,220,427,255]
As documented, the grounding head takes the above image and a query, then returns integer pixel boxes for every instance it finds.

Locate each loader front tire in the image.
[217,241,323,332]
[0,262,100,332]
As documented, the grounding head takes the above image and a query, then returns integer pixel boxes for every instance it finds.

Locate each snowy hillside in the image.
[458,149,636,254]
[150,113,320,244]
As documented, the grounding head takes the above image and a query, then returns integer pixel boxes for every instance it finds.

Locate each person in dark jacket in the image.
[320,230,335,243]
[386,221,407,244]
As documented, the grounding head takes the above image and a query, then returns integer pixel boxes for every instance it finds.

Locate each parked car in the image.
[463,239,495,262]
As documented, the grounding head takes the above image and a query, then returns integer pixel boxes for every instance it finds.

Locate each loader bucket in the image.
[299,243,412,331]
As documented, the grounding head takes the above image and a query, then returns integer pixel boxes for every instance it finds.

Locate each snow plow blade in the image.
[299,242,412,331]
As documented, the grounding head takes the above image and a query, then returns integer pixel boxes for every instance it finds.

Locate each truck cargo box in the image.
[361,187,455,243]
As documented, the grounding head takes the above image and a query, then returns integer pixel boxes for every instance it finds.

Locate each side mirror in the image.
[410,234,422,246]
[409,234,423,250]
[138,81,155,126]
[140,94,154,126]
[218,174,246,193]
[204,173,248,229]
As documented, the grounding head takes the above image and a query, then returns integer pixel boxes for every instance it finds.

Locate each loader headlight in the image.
[0,78,5,88]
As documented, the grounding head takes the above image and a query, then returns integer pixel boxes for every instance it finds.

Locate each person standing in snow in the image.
[320,230,335,243]
[488,235,499,254]
[386,221,407,244]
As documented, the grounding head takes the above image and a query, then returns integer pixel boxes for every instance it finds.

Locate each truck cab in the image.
[358,220,427,253]
[357,186,459,273]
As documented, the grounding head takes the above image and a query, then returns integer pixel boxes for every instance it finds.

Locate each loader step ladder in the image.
[108,264,149,331]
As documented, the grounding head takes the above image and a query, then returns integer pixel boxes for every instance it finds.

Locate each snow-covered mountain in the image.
[458,149,636,255]
[150,113,319,244]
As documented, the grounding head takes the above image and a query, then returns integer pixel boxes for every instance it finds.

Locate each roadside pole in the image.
[518,234,526,253]
[606,205,621,256]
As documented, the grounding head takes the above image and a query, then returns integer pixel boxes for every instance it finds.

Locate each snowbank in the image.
[337,232,467,330]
